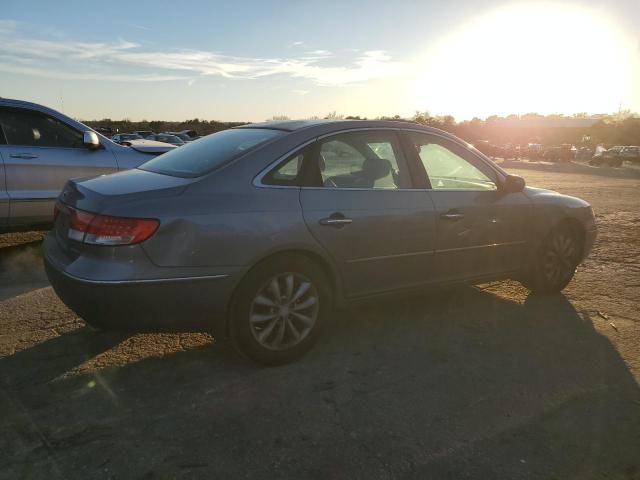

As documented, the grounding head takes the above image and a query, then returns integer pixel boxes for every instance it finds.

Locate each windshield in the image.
[139,128,283,177]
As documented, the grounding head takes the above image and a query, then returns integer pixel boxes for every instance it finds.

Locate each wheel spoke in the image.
[284,274,294,303]
[291,282,311,303]
[257,317,279,343]
[250,312,278,324]
[269,278,282,303]
[291,311,314,326]
[253,294,277,307]
[287,317,301,341]
[272,317,286,348]
[293,296,317,311]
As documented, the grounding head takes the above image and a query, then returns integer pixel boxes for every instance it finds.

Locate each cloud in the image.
[129,23,151,31]
[0,22,404,87]
[0,19,19,35]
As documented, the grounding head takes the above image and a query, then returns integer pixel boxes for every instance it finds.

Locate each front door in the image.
[299,130,437,297]
[405,132,532,283]
[0,107,118,227]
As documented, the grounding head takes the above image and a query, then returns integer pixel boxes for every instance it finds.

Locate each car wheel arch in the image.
[544,217,587,259]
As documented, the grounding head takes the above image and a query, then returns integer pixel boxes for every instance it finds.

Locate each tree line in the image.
[84,111,640,147]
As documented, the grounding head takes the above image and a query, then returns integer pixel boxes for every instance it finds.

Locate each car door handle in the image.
[9,153,39,159]
[440,211,464,220]
[319,214,353,227]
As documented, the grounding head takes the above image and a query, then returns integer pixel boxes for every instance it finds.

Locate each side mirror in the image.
[502,174,525,193]
[83,131,101,150]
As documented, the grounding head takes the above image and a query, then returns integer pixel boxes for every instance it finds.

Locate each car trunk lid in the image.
[54,169,194,253]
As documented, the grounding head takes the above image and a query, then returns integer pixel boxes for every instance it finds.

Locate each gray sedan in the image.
[43,120,597,364]
[0,99,175,232]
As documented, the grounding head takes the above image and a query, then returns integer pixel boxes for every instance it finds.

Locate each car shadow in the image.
[1,286,638,479]
[0,240,48,300]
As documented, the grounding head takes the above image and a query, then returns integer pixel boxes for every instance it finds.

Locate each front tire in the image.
[521,224,581,294]
[229,254,332,365]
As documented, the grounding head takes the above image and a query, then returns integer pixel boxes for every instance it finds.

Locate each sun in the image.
[412,3,634,119]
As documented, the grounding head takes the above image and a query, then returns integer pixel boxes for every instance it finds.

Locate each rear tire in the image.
[520,224,581,294]
[229,254,332,365]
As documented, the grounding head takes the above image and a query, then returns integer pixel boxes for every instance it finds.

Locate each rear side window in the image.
[0,107,83,148]
[262,150,306,186]
[311,131,411,189]
[140,128,283,177]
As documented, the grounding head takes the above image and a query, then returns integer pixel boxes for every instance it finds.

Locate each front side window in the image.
[408,133,497,191]
[0,108,83,148]
[140,128,283,177]
[311,131,410,189]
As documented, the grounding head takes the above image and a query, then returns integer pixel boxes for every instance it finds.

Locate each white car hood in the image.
[126,139,176,154]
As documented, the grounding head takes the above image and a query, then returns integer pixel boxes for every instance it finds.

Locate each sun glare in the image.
[413,4,634,118]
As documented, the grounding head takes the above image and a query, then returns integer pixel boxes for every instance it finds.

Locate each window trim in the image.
[253,127,507,191]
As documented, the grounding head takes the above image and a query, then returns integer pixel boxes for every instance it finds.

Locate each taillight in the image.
[65,206,159,246]
[68,208,96,242]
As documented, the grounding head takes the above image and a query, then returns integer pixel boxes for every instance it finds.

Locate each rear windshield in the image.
[139,128,283,177]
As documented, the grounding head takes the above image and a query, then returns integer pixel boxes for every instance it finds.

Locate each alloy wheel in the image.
[249,273,319,351]
[542,230,578,286]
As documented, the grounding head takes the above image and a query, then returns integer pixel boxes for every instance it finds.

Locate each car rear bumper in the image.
[43,235,238,335]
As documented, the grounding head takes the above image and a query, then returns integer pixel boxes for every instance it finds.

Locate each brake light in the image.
[68,208,96,242]
[65,206,159,245]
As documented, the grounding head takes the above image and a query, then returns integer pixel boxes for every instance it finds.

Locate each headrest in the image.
[362,157,391,180]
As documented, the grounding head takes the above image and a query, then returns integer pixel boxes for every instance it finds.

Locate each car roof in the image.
[235,119,449,134]
[236,119,332,132]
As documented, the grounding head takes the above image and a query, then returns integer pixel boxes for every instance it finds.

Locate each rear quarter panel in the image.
[139,178,327,269]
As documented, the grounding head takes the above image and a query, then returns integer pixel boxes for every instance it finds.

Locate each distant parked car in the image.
[176,129,199,139]
[575,146,593,160]
[168,132,194,143]
[543,145,574,162]
[133,130,155,139]
[112,133,143,144]
[0,99,175,232]
[619,146,640,164]
[94,127,113,136]
[590,146,624,167]
[44,120,596,365]
[150,133,186,146]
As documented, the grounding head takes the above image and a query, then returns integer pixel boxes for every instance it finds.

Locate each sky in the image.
[0,0,639,122]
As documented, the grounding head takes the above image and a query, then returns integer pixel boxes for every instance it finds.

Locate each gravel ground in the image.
[0,165,639,479]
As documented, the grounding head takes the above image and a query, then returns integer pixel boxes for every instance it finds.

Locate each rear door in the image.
[0,107,118,227]
[299,130,437,297]
[404,131,532,283]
